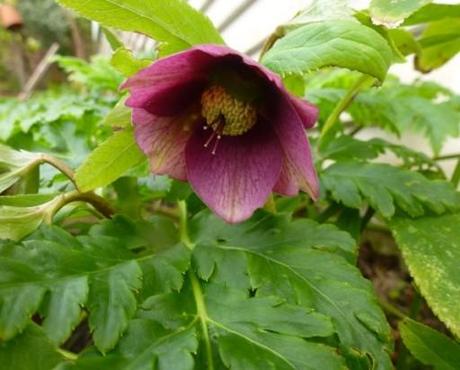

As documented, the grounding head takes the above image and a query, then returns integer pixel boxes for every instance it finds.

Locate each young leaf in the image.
[0,216,187,351]
[262,20,392,83]
[75,128,145,192]
[0,145,41,193]
[0,324,64,370]
[321,162,460,218]
[57,0,224,55]
[415,19,460,73]
[390,214,460,337]
[404,3,460,25]
[110,47,151,77]
[190,211,393,370]
[400,319,460,370]
[370,0,432,27]
[103,96,131,129]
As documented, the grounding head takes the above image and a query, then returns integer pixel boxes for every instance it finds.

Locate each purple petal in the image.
[185,123,283,223]
[270,94,319,199]
[133,108,196,180]
[122,48,218,115]
[290,96,319,128]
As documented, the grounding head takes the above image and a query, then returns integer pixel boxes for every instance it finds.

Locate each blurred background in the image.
[0,0,459,171]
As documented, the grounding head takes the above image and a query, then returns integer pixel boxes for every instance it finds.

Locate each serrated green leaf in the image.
[66,320,197,370]
[110,47,151,77]
[75,128,145,192]
[399,319,460,370]
[0,324,64,370]
[191,211,392,370]
[370,0,432,27]
[322,162,460,218]
[0,216,188,350]
[319,136,439,171]
[262,20,392,82]
[57,0,224,55]
[88,260,142,353]
[390,214,460,337]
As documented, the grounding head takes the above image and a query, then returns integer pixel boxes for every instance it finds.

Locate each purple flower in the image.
[123,45,319,223]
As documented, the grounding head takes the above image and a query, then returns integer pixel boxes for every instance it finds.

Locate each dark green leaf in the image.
[0,216,187,351]
[191,211,392,369]
[400,319,460,370]
[0,324,64,370]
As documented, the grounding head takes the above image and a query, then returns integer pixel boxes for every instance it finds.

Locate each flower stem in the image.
[177,201,214,370]
[44,190,115,224]
[319,75,374,146]
[39,154,77,188]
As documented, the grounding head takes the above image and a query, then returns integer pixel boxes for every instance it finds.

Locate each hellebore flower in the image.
[123,45,319,223]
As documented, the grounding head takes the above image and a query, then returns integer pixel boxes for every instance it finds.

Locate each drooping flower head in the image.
[123,45,319,223]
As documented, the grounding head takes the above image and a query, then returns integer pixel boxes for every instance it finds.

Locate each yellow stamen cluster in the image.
[201,85,257,136]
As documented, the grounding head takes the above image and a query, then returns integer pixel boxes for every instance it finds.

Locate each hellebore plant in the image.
[123,45,319,222]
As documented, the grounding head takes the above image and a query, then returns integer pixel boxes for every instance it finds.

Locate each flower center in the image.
[201,85,257,137]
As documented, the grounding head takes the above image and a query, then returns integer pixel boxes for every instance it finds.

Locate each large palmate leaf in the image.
[0,216,188,352]
[57,0,223,55]
[59,211,391,369]
[190,211,393,370]
[0,324,64,370]
[400,319,460,370]
[75,128,145,192]
[370,0,432,27]
[321,162,460,218]
[390,214,460,337]
[262,20,392,82]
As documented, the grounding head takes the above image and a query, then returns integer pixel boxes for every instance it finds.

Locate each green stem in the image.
[178,200,193,249]
[44,190,115,224]
[40,154,77,188]
[379,297,406,320]
[319,75,374,145]
[57,348,78,361]
[434,153,460,161]
[190,271,214,370]
[451,159,460,188]
[177,201,214,370]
